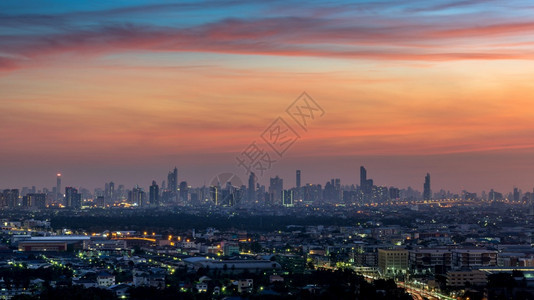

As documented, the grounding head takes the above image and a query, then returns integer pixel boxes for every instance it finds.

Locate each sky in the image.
[1,0,534,194]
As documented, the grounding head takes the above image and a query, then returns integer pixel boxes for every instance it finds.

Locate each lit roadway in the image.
[358,272,456,300]
[398,281,440,300]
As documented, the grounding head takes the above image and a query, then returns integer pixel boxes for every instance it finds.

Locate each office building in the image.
[423,173,431,200]
[360,166,373,195]
[2,189,19,208]
[248,172,256,204]
[179,181,188,202]
[378,249,409,275]
[129,186,146,207]
[167,167,178,195]
[149,180,160,206]
[65,187,81,209]
[105,181,115,204]
[269,176,283,206]
[23,193,46,209]
[282,190,294,207]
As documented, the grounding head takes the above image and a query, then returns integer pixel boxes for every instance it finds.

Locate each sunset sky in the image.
[1,0,534,194]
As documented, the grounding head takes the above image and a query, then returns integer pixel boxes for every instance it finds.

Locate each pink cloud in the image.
[1,16,533,74]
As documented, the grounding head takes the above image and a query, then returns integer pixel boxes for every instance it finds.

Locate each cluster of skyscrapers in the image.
[11,165,534,210]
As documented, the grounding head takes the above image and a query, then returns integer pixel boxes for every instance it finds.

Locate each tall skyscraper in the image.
[65,187,81,209]
[296,170,301,189]
[129,185,146,206]
[423,173,431,200]
[210,186,219,206]
[105,181,115,205]
[360,166,373,195]
[56,173,62,201]
[248,172,256,204]
[167,167,178,195]
[179,181,188,202]
[269,176,283,205]
[360,166,366,188]
[149,180,160,206]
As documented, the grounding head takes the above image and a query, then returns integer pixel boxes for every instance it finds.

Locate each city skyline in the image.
[2,1,534,193]
[3,166,531,198]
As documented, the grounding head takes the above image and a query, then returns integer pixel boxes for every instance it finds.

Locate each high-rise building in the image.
[269,176,283,205]
[360,166,373,195]
[360,166,366,188]
[423,173,431,200]
[324,180,335,202]
[105,181,115,205]
[117,185,125,201]
[389,187,400,200]
[129,185,146,207]
[210,186,219,206]
[23,193,46,209]
[489,189,503,202]
[282,190,294,207]
[219,182,243,207]
[296,170,301,189]
[167,167,178,195]
[65,187,81,209]
[248,172,256,204]
[2,189,19,208]
[149,180,160,206]
[56,173,62,201]
[513,187,520,202]
[179,181,188,202]
[105,182,109,199]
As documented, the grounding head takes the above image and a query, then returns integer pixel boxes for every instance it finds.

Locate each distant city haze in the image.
[1,1,534,193]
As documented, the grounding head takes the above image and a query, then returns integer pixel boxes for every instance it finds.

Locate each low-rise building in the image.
[238,279,253,293]
[447,270,487,287]
[97,271,115,287]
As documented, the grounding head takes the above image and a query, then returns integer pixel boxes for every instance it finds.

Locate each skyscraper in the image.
[423,173,431,200]
[513,187,520,202]
[2,189,19,208]
[248,172,256,204]
[296,170,301,189]
[129,185,146,206]
[210,186,219,206]
[56,173,62,201]
[23,193,46,209]
[65,187,81,209]
[283,190,294,207]
[269,176,283,206]
[149,180,160,206]
[360,166,373,195]
[167,167,178,195]
[179,181,188,202]
[360,166,366,188]
[105,181,115,205]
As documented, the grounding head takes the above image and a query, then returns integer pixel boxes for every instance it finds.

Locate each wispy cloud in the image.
[1,13,533,73]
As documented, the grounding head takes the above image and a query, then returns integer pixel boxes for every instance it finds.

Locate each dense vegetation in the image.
[49,212,371,232]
